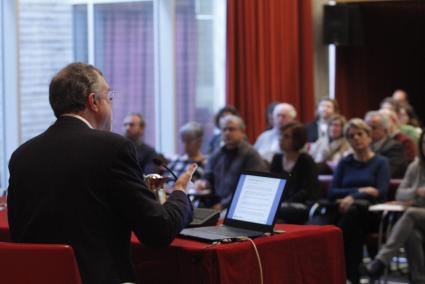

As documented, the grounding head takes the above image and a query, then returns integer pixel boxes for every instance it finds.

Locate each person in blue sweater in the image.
[329,118,390,284]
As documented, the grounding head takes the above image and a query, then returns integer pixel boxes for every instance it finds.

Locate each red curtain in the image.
[226,0,315,143]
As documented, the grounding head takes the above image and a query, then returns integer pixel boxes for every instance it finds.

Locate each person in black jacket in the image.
[123,113,161,174]
[305,98,339,143]
[270,122,320,224]
[7,63,195,284]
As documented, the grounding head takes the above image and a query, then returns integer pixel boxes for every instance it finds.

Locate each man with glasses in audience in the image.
[365,110,407,178]
[7,62,195,284]
[195,115,268,210]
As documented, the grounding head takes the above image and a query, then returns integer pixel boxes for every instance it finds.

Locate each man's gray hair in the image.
[220,114,246,131]
[273,103,297,119]
[179,121,204,138]
[365,110,390,131]
[49,62,103,118]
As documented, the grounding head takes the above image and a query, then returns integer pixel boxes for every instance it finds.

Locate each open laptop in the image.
[179,171,288,242]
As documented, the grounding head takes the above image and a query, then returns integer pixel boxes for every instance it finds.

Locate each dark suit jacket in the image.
[7,116,192,284]
[373,137,408,178]
[134,141,160,174]
[305,120,319,143]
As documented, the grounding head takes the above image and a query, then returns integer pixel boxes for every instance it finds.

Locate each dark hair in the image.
[280,122,307,152]
[419,129,425,166]
[127,113,145,127]
[214,106,240,128]
[49,63,103,118]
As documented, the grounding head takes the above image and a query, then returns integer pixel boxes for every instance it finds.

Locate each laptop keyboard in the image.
[198,226,263,237]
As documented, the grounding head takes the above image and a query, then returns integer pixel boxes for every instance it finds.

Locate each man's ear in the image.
[87,93,99,112]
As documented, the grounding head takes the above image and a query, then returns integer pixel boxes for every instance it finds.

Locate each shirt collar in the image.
[61,114,94,129]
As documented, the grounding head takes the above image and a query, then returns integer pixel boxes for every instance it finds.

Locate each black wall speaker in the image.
[323,4,365,46]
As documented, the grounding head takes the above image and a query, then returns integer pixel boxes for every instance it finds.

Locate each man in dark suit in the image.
[123,113,160,174]
[365,110,408,178]
[7,63,195,284]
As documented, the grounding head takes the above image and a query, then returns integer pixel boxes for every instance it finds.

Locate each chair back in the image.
[0,242,82,284]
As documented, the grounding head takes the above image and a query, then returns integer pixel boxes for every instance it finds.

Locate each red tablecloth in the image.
[0,209,10,242]
[0,209,345,284]
[131,224,346,284]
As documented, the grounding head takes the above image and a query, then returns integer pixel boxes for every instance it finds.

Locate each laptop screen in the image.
[226,172,287,226]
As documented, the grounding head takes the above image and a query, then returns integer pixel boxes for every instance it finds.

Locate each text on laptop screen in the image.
[226,174,286,225]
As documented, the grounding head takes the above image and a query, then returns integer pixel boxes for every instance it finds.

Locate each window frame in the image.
[0,0,226,191]
[73,0,177,156]
[1,0,19,194]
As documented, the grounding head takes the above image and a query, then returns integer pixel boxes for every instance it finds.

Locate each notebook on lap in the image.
[179,171,288,242]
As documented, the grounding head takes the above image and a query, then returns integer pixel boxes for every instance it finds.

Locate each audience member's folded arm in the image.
[328,187,359,201]
[351,191,374,201]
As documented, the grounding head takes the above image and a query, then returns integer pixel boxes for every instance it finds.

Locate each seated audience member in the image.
[364,129,425,283]
[305,98,339,143]
[7,63,195,284]
[392,89,409,105]
[309,114,351,174]
[399,103,422,143]
[123,113,160,174]
[167,122,206,186]
[207,106,240,154]
[379,108,416,164]
[392,89,409,104]
[365,110,408,178]
[329,118,390,284]
[255,102,297,163]
[195,115,268,210]
[381,96,421,142]
[380,97,400,113]
[270,122,320,224]
[264,102,279,131]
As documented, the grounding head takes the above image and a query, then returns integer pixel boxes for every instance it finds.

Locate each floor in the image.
[360,255,411,284]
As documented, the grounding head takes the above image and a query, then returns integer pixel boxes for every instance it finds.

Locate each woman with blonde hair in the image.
[329,118,390,284]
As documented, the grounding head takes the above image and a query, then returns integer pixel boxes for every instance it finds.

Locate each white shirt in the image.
[254,128,281,163]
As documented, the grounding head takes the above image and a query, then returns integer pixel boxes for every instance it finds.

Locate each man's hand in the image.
[358,186,379,198]
[173,163,198,193]
[416,186,425,198]
[337,195,354,213]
